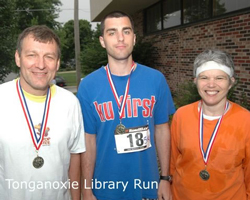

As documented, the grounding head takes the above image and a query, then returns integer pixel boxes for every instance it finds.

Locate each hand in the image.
[158,180,172,200]
[83,195,97,200]
[82,190,97,200]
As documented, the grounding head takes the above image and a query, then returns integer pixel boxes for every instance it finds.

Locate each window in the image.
[163,0,181,28]
[145,3,162,33]
[145,0,250,34]
[213,0,250,16]
[183,0,211,23]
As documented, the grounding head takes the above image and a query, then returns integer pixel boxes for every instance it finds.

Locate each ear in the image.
[229,77,236,89]
[193,77,197,85]
[15,50,21,68]
[56,59,60,71]
[99,36,106,48]
[133,33,136,46]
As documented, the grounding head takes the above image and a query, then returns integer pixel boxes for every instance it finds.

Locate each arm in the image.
[244,126,250,199]
[69,153,81,200]
[155,122,172,200]
[81,133,97,200]
[170,114,178,179]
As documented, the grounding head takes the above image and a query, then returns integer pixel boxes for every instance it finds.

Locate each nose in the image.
[36,56,45,69]
[117,32,124,42]
[207,78,216,87]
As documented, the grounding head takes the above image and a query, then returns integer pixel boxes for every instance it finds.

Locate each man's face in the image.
[15,34,60,95]
[99,16,136,61]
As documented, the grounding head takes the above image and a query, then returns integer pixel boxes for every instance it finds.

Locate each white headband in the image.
[196,61,233,77]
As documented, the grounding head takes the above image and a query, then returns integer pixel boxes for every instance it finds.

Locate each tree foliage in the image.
[58,19,93,68]
[133,35,155,68]
[0,0,17,82]
[81,24,107,75]
[14,0,61,30]
[0,0,62,82]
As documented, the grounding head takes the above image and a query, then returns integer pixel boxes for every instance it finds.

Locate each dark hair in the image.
[100,11,134,36]
[16,25,61,58]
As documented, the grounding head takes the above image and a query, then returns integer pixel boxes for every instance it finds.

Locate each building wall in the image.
[133,11,250,103]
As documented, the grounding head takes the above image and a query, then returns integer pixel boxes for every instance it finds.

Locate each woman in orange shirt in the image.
[170,49,250,200]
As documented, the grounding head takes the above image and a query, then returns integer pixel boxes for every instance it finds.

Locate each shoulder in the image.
[0,80,17,100]
[82,67,105,82]
[78,67,105,89]
[137,63,164,77]
[0,80,16,91]
[230,101,250,116]
[135,63,168,88]
[78,67,108,99]
[54,86,79,105]
[175,101,199,116]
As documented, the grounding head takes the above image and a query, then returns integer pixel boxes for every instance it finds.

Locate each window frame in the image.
[144,0,250,34]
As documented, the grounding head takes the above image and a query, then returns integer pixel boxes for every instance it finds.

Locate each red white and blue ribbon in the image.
[16,79,51,150]
[199,101,229,165]
[105,62,135,120]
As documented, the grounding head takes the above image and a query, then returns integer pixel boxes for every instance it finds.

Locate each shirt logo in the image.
[35,123,51,146]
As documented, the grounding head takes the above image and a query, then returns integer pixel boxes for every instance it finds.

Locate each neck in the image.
[201,100,228,116]
[108,57,134,76]
[19,78,48,96]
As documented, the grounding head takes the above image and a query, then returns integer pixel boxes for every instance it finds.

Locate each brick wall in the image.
[133,11,250,104]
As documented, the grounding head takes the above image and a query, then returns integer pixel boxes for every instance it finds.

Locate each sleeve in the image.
[243,118,250,199]
[77,80,97,134]
[69,98,86,153]
[170,111,179,176]
[154,73,176,125]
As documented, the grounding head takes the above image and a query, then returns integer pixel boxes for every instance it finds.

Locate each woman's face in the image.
[194,69,234,108]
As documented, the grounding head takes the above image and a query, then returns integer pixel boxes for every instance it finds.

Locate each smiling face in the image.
[99,16,136,62]
[15,34,60,96]
[194,69,235,108]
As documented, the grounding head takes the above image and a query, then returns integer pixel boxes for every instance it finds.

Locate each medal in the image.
[105,62,135,133]
[33,156,44,169]
[115,123,126,134]
[16,79,51,169]
[199,169,210,181]
[198,101,229,180]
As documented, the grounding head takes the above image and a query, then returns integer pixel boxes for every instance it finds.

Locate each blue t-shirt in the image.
[77,63,175,200]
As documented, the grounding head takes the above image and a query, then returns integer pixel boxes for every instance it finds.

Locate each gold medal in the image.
[33,156,44,169]
[115,123,126,134]
[199,169,210,181]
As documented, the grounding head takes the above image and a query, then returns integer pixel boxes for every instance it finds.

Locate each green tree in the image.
[133,35,155,68]
[81,24,107,75]
[14,0,61,30]
[0,0,18,82]
[58,19,93,69]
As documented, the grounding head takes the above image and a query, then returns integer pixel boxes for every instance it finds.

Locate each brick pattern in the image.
[133,11,250,104]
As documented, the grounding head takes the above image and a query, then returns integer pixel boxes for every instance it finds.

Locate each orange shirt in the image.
[170,101,250,200]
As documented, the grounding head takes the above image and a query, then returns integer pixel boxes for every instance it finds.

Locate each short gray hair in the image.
[193,49,234,77]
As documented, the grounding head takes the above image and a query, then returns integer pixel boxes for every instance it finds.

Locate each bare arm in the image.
[155,122,172,200]
[81,133,97,200]
[69,153,81,200]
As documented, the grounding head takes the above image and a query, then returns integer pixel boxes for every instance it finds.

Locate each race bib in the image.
[115,125,151,154]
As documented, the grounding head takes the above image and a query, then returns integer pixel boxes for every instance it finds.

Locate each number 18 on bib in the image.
[114,125,151,154]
